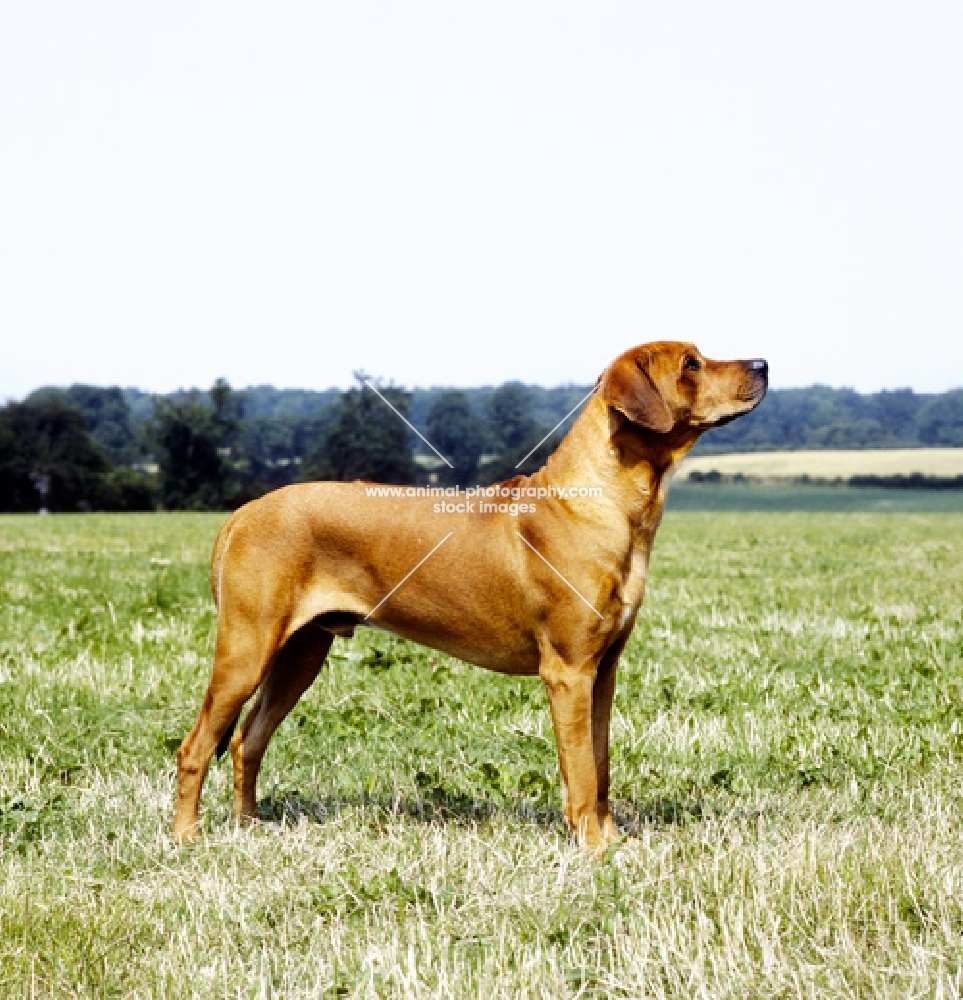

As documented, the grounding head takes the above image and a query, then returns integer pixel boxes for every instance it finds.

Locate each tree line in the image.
[1,377,961,512]
[696,384,963,453]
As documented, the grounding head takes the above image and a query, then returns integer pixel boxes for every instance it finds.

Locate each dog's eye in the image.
[683,357,702,373]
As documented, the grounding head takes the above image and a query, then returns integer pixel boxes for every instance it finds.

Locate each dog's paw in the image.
[576,816,621,858]
[172,823,201,846]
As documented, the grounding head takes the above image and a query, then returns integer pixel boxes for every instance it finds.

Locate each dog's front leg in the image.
[539,651,612,854]
[591,652,620,844]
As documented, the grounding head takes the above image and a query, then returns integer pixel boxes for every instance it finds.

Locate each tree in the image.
[232,413,328,504]
[488,381,540,451]
[425,391,491,487]
[26,385,143,466]
[0,398,111,512]
[304,376,418,484]
[211,377,243,450]
[916,391,963,447]
[476,424,561,485]
[150,380,242,510]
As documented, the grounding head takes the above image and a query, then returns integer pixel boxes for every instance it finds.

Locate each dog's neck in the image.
[533,394,700,533]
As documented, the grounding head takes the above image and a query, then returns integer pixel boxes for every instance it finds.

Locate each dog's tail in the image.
[209,508,244,609]
[210,510,245,758]
[215,713,240,760]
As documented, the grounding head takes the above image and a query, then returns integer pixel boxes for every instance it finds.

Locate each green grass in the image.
[669,482,963,511]
[1,511,962,997]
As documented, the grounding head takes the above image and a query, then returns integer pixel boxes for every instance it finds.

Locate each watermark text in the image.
[363,483,603,517]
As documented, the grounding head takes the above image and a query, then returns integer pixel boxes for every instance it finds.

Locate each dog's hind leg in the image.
[230,625,333,823]
[173,619,282,844]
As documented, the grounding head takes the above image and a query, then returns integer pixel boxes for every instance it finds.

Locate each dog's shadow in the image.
[255,788,558,831]
[250,788,709,837]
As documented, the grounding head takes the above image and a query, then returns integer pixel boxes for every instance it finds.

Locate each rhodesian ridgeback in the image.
[174,341,767,851]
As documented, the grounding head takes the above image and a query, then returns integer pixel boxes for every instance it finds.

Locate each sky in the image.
[1,2,962,400]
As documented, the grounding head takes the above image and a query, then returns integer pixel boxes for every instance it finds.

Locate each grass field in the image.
[681,448,963,481]
[2,511,963,998]
[668,483,963,512]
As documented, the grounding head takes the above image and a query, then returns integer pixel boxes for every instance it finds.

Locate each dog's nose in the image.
[749,359,768,376]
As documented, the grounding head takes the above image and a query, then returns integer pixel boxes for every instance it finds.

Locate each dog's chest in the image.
[619,545,650,630]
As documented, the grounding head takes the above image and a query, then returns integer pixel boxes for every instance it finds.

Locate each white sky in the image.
[1,2,961,399]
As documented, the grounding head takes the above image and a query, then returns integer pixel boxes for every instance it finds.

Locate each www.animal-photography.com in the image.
[2,4,963,998]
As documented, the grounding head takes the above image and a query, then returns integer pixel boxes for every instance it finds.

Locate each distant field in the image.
[2,512,963,997]
[681,448,963,481]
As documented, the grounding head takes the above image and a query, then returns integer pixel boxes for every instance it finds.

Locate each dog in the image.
[173,341,767,851]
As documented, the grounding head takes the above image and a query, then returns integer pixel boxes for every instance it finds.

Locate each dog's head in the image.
[598,341,768,437]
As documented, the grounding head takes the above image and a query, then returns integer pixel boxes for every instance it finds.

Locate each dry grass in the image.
[680,447,963,481]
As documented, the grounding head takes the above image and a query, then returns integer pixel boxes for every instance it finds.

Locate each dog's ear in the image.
[599,356,673,433]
